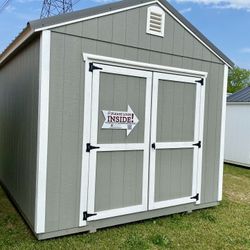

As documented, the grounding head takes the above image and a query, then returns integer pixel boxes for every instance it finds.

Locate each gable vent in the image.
[147,6,165,37]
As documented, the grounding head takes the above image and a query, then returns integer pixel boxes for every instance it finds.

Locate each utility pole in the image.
[40,0,73,18]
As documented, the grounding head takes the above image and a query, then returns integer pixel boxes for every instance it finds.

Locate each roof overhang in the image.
[0,25,35,66]
[0,0,234,68]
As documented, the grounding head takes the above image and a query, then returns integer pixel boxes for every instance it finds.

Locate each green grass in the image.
[0,164,249,249]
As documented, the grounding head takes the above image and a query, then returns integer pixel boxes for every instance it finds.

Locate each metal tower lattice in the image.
[40,0,73,18]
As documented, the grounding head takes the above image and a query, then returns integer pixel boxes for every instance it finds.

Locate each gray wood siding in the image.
[53,5,223,65]
[0,38,40,229]
[46,3,225,232]
[46,33,84,231]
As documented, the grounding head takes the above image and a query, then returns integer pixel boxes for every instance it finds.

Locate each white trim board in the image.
[83,53,208,78]
[35,30,51,234]
[218,65,229,201]
[196,77,206,205]
[79,59,92,227]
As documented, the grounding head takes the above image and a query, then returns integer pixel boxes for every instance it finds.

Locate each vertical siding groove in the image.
[58,28,66,230]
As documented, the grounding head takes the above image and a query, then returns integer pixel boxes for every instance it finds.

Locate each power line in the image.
[0,0,11,13]
[40,0,73,18]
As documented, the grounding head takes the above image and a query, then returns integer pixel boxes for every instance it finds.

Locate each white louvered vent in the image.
[147,6,165,37]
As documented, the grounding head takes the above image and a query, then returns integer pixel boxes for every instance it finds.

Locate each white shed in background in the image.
[225,87,250,168]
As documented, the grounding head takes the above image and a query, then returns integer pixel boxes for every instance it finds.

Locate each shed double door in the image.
[84,63,204,222]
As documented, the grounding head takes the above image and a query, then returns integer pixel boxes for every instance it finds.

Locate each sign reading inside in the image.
[102,105,139,136]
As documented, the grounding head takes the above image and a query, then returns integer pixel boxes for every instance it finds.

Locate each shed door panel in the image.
[149,73,203,210]
[95,150,143,212]
[155,148,194,202]
[87,64,152,221]
[98,73,146,144]
[157,80,196,142]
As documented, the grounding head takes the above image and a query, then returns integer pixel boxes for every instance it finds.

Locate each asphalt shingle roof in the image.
[227,86,250,102]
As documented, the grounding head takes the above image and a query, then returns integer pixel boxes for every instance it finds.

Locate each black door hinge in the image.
[152,143,156,150]
[195,78,204,86]
[86,143,100,152]
[193,141,201,148]
[83,211,97,221]
[191,193,199,201]
[89,62,103,72]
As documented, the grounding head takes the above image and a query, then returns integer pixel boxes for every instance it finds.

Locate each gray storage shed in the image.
[0,0,233,240]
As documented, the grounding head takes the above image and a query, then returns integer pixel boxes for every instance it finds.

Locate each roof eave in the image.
[227,102,250,105]
[0,24,35,66]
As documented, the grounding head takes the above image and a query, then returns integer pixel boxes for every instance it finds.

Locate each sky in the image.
[0,0,250,69]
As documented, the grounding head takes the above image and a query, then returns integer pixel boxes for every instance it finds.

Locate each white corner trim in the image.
[35,30,51,234]
[196,77,206,205]
[218,65,228,201]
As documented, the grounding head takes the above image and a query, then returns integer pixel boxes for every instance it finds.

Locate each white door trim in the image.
[79,58,94,227]
[86,63,152,222]
[83,53,208,78]
[149,72,206,210]
[79,54,207,227]
[154,142,197,149]
[91,143,146,151]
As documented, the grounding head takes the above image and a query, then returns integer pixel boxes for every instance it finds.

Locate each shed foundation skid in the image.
[37,202,219,240]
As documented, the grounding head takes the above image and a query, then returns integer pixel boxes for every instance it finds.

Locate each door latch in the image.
[152,143,156,150]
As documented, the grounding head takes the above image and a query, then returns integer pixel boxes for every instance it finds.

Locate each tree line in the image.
[228,66,250,93]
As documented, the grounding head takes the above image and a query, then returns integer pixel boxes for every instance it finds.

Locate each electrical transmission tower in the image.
[40,0,73,18]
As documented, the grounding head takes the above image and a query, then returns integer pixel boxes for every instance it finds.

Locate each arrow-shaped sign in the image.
[102,105,139,136]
